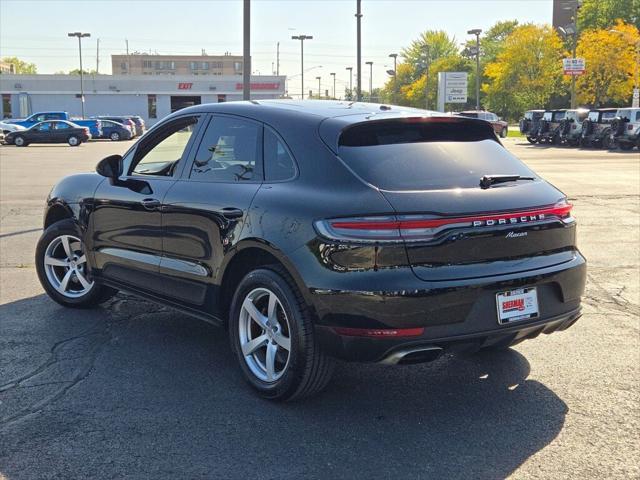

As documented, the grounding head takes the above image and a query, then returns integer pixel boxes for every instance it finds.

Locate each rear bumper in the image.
[317,307,581,362]
[307,251,586,362]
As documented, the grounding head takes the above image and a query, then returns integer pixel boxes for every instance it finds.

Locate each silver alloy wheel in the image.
[110,132,120,141]
[238,287,292,382]
[68,136,79,146]
[14,136,24,146]
[43,234,94,298]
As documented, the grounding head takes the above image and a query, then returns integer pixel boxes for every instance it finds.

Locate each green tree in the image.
[483,24,567,120]
[400,30,459,80]
[67,68,97,75]
[577,0,640,31]
[1,57,37,74]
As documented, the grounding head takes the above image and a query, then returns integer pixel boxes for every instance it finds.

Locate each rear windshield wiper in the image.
[479,174,535,189]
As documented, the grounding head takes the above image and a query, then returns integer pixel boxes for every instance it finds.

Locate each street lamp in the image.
[562,1,581,108]
[345,67,353,99]
[330,72,336,99]
[67,32,91,119]
[316,76,321,98]
[467,28,482,110]
[365,61,373,100]
[292,34,313,99]
[388,53,398,104]
[610,29,640,108]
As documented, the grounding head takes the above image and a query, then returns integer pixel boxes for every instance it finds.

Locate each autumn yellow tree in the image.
[483,24,566,120]
[575,21,639,106]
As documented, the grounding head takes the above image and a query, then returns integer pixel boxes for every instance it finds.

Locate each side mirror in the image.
[96,154,122,179]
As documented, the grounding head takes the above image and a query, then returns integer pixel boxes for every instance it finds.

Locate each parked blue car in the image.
[99,120,133,141]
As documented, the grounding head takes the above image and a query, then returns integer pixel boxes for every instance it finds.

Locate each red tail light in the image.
[333,327,424,337]
[315,202,573,243]
[571,124,577,130]
[628,124,634,131]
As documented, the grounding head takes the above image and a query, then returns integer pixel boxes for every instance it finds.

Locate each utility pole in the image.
[125,39,129,74]
[346,66,353,99]
[292,35,313,99]
[243,0,251,100]
[366,61,373,100]
[96,38,100,74]
[467,28,482,110]
[276,41,280,76]
[330,72,336,99]
[68,32,90,119]
[424,45,430,110]
[316,76,321,98]
[355,0,362,101]
[388,53,398,104]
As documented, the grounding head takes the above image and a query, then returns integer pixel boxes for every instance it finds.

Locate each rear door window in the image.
[189,115,262,182]
[264,128,296,181]
[337,119,534,191]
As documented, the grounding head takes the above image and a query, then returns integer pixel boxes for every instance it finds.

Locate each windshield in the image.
[617,109,632,120]
[338,139,534,191]
[602,111,616,121]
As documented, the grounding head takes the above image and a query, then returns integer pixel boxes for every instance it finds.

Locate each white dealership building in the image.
[0,74,286,125]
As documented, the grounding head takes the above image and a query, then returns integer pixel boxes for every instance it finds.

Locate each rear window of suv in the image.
[337,119,534,191]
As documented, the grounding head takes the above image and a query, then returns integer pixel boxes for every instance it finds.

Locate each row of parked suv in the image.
[1,111,146,146]
[519,107,640,150]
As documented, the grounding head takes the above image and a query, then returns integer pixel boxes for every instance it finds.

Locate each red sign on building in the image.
[235,82,280,90]
[178,83,193,90]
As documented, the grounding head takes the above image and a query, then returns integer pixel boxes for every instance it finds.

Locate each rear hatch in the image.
[332,116,577,281]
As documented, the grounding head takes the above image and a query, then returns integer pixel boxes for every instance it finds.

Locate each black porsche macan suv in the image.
[36,101,586,400]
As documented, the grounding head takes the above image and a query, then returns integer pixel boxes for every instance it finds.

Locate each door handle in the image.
[219,207,244,219]
[141,198,161,210]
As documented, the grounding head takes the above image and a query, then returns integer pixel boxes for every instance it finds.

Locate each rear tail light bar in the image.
[315,202,573,243]
[333,327,424,337]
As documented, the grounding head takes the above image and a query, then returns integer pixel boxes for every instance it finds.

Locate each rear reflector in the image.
[333,327,425,337]
[316,202,573,243]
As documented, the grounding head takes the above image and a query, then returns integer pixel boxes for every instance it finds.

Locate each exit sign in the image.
[178,83,193,90]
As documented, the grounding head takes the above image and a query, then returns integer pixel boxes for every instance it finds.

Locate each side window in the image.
[36,122,51,131]
[264,128,296,181]
[636,112,640,122]
[56,122,70,130]
[130,115,199,177]
[190,116,261,182]
[34,114,46,122]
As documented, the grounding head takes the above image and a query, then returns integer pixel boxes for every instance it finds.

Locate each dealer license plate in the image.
[496,288,539,324]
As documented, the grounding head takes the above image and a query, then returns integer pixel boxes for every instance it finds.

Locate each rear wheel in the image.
[526,136,537,144]
[14,135,27,147]
[500,127,508,138]
[68,135,80,146]
[229,266,334,401]
[36,219,117,308]
[110,131,121,141]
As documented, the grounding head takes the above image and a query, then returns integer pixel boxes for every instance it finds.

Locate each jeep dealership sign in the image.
[436,72,468,111]
[563,58,585,75]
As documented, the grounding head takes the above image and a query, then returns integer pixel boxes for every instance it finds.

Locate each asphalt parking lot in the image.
[1,138,638,479]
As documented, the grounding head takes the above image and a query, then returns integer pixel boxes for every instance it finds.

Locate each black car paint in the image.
[6,120,90,145]
[43,100,586,362]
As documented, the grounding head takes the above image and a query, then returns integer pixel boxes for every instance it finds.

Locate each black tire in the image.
[68,135,81,147]
[14,135,27,147]
[229,266,335,401]
[110,131,121,141]
[500,126,508,138]
[36,218,117,308]
[526,136,537,144]
[619,142,634,151]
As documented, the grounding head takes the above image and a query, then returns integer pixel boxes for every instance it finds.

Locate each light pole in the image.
[242,0,250,100]
[292,34,313,99]
[316,76,321,98]
[346,67,353,99]
[330,72,336,99]
[68,32,90,119]
[388,53,398,104]
[467,28,482,110]
[365,61,373,100]
[562,1,581,109]
[610,29,640,108]
[355,0,362,101]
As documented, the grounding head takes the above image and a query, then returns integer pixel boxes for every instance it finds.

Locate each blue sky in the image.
[0,0,553,95]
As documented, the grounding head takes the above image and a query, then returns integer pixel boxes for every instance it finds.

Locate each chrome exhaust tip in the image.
[380,346,443,365]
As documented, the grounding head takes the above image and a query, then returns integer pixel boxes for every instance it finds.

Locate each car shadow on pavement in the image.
[0,294,567,480]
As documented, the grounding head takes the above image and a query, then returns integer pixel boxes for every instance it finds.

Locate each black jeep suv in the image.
[36,101,586,400]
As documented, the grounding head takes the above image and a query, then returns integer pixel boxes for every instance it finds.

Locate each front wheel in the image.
[36,219,117,308]
[14,135,27,147]
[526,136,537,144]
[68,135,80,146]
[110,132,121,141]
[229,267,334,401]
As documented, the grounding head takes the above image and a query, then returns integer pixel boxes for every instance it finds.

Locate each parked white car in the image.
[0,121,27,135]
[611,108,640,151]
